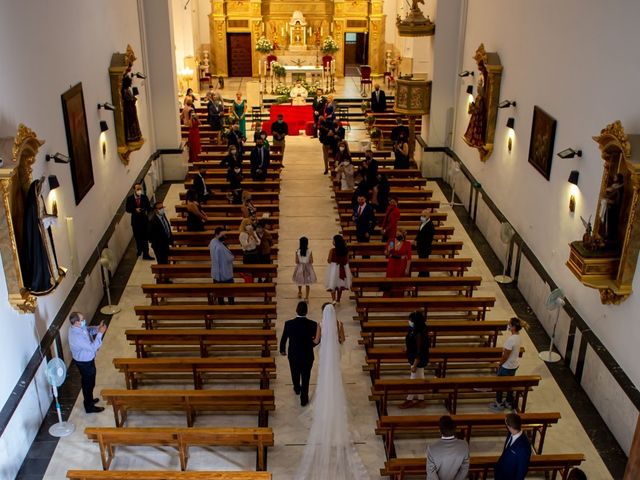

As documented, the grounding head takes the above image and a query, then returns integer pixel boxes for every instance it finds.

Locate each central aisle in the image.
[267,135,384,478]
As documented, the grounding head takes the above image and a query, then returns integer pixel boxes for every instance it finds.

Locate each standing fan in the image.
[494,222,515,284]
[448,160,464,207]
[99,248,121,315]
[538,288,565,363]
[45,357,75,437]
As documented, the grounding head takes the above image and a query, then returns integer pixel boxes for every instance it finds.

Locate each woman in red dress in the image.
[385,230,412,297]
[381,197,401,243]
[182,97,201,163]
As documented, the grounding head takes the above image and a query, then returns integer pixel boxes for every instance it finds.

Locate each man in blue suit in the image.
[494,413,531,480]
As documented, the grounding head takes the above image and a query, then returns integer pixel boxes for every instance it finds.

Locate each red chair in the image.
[359,65,372,96]
[266,54,278,72]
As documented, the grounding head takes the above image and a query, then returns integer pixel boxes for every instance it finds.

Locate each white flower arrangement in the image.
[322,36,339,54]
[271,61,286,78]
[255,37,274,54]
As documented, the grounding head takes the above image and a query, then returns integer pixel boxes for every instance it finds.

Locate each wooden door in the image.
[226,33,252,77]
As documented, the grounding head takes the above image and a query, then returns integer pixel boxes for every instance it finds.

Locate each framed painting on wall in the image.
[61,83,94,205]
[527,106,557,180]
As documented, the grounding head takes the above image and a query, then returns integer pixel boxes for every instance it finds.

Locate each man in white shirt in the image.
[68,312,107,413]
[490,317,524,411]
[426,415,470,480]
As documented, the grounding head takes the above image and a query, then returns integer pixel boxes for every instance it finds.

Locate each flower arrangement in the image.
[361,100,371,113]
[271,62,286,78]
[321,36,339,54]
[255,37,274,54]
[370,127,382,139]
[274,84,291,96]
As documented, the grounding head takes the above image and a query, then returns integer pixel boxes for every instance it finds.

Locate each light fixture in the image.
[568,170,580,185]
[45,153,70,164]
[132,86,139,96]
[132,72,146,79]
[458,70,474,78]
[498,100,517,109]
[466,85,473,95]
[100,121,109,133]
[97,102,115,111]
[569,195,576,213]
[506,117,515,153]
[557,148,582,159]
[48,175,60,190]
[506,117,515,129]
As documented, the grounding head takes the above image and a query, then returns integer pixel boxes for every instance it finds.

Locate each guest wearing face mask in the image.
[209,227,235,305]
[193,166,211,204]
[250,137,270,181]
[399,311,429,409]
[239,218,261,264]
[222,144,241,169]
[253,122,270,149]
[359,149,379,191]
[394,132,410,169]
[385,229,412,296]
[271,114,289,158]
[227,121,246,158]
[125,183,154,260]
[149,201,174,265]
[381,197,401,243]
[414,210,436,277]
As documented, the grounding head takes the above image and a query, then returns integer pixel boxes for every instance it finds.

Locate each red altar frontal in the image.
[263,104,313,136]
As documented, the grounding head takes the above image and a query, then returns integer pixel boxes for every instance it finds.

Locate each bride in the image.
[294,303,370,479]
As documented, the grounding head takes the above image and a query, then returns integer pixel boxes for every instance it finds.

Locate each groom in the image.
[280,301,320,406]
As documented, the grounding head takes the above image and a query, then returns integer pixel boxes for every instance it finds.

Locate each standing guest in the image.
[490,317,527,411]
[324,234,352,304]
[414,210,436,277]
[232,92,247,137]
[399,311,429,409]
[222,143,241,169]
[385,230,412,297]
[359,149,379,191]
[256,220,273,265]
[241,192,257,220]
[68,312,107,413]
[292,236,317,302]
[319,116,334,174]
[394,132,410,169]
[371,173,390,213]
[426,415,470,480]
[181,98,201,163]
[324,94,337,121]
[239,218,261,264]
[227,122,246,159]
[336,153,355,190]
[390,117,410,144]
[209,227,235,304]
[125,183,154,260]
[226,164,244,204]
[192,166,211,204]
[279,301,320,406]
[331,120,346,145]
[494,413,532,480]
[351,174,369,210]
[271,113,289,157]
[381,197,401,243]
[354,194,376,243]
[253,121,268,144]
[149,201,174,265]
[371,84,387,113]
[567,468,587,480]
[250,137,270,181]
[207,93,225,132]
[185,189,208,231]
[312,88,327,137]
[184,88,198,107]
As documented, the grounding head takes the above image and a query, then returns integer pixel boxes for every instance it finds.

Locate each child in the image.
[292,237,317,301]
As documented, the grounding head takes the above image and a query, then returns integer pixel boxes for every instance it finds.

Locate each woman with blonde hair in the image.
[239,217,260,264]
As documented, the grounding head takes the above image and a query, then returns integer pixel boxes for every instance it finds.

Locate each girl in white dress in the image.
[292,236,317,301]
[324,234,352,303]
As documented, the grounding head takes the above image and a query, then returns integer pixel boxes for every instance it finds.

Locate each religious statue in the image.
[290,81,308,105]
[288,11,307,49]
[293,21,304,45]
[599,173,625,244]
[122,74,142,143]
[20,178,63,295]
[463,64,488,149]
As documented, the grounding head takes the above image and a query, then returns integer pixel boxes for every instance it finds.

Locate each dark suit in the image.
[416,219,436,277]
[390,125,410,143]
[250,146,270,180]
[279,315,318,404]
[360,158,379,190]
[312,96,327,136]
[354,202,376,242]
[227,129,245,157]
[149,213,174,264]
[494,433,531,480]
[125,193,152,257]
[371,89,387,112]
[193,174,210,203]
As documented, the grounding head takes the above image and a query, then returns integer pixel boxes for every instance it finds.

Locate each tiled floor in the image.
[34,131,614,479]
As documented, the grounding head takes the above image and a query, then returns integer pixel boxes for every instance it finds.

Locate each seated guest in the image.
[250,137,270,181]
[271,113,289,157]
[221,144,241,169]
[227,121,246,157]
[185,188,208,231]
[427,415,470,479]
[290,81,308,105]
[371,84,387,113]
[192,165,211,203]
[494,413,532,480]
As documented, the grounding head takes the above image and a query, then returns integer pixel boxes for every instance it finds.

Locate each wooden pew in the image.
[187,169,281,181]
[141,283,276,305]
[338,211,447,227]
[184,179,281,192]
[370,376,542,415]
[85,426,274,471]
[67,471,272,480]
[101,389,275,427]
[169,246,279,262]
[342,224,455,242]
[351,276,483,298]
[332,168,423,180]
[380,454,585,480]
[125,329,277,358]
[171,231,279,247]
[179,191,280,204]
[360,320,506,349]
[376,412,561,459]
[170,216,280,232]
[151,263,278,284]
[174,203,280,217]
[350,242,464,259]
[334,177,427,189]
[113,357,276,389]
[356,296,496,322]
[350,258,472,277]
[337,199,440,213]
[134,304,277,330]
[334,188,432,203]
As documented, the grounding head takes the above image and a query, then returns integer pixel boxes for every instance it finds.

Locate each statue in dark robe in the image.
[21,178,63,295]
[463,65,488,149]
[122,74,142,143]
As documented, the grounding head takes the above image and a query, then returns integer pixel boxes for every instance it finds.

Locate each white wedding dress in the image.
[294,304,370,480]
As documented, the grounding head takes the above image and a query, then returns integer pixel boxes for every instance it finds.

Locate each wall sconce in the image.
[100,121,109,133]
[132,86,139,96]
[498,100,517,109]
[48,175,60,191]
[97,102,115,111]
[132,72,146,79]
[568,170,580,185]
[506,117,515,129]
[458,70,474,78]
[557,148,582,159]
[506,117,515,152]
[466,85,473,95]
[45,153,70,164]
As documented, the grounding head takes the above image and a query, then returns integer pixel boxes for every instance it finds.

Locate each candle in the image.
[281,26,284,36]
[321,27,324,36]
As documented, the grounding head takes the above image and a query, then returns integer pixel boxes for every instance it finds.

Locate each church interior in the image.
[1,1,640,479]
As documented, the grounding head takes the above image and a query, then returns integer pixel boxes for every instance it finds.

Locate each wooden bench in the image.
[141,283,276,305]
[67,471,272,480]
[170,216,279,232]
[342,224,455,242]
[356,296,496,322]
[134,304,277,330]
[125,329,277,358]
[178,191,280,204]
[113,357,276,389]
[335,188,432,203]
[169,246,279,262]
[376,412,561,459]
[185,179,281,192]
[339,211,447,227]
[351,276,483,298]
[187,169,281,181]
[337,200,440,213]
[350,258,472,277]
[152,263,278,284]
[85,427,274,471]
[332,168,423,180]
[174,203,280,217]
[171,231,279,247]
[370,375,542,415]
[360,320,506,349]
[101,388,275,427]
[380,454,585,480]
[350,241,463,259]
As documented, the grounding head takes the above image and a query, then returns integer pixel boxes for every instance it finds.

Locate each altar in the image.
[263,104,313,136]
[284,65,324,84]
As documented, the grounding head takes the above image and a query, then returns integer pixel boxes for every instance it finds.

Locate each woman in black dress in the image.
[399,311,429,409]
[185,189,207,231]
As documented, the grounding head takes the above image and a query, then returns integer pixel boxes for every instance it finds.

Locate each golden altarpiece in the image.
[208,0,385,77]
[567,121,640,304]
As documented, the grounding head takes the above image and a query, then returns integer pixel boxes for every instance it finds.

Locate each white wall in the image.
[0,0,158,476]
